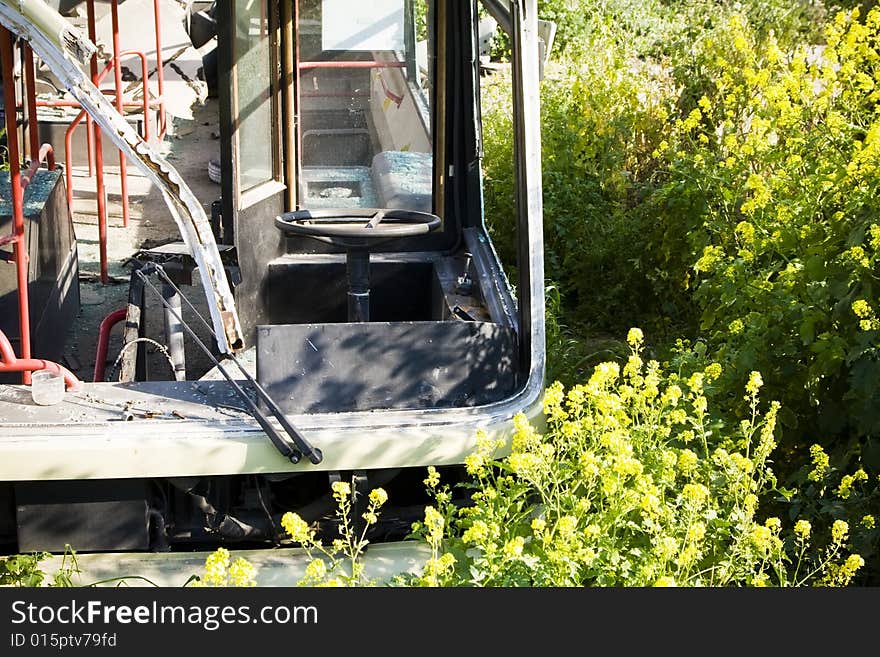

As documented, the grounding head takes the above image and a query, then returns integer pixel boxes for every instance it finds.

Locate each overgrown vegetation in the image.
[10,0,879,589]
[476,0,880,584]
[199,332,871,587]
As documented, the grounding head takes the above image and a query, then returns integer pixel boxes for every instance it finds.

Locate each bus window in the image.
[297,0,435,214]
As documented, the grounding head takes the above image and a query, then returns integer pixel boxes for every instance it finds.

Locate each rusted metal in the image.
[1,25,31,384]
[64,107,85,212]
[0,0,245,353]
[63,53,151,213]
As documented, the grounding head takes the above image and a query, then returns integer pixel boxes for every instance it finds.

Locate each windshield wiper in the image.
[135,263,323,465]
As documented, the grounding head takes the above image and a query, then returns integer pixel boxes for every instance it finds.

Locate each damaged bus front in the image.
[0,0,544,573]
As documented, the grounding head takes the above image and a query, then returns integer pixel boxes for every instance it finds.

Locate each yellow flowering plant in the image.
[412,330,866,586]
[192,482,393,587]
[773,440,879,582]
[645,8,880,457]
[280,481,391,587]
[192,547,257,587]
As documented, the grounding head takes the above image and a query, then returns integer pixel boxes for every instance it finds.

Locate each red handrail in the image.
[299,61,407,69]
[93,308,127,382]
[1,27,31,384]
[21,143,56,190]
[0,329,82,392]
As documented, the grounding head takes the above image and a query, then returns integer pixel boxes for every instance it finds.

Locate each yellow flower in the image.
[462,520,490,544]
[749,525,773,551]
[423,506,445,544]
[764,517,782,532]
[837,474,857,499]
[745,371,763,396]
[751,573,769,587]
[304,558,327,582]
[542,381,566,420]
[423,466,441,489]
[695,245,724,273]
[677,449,699,474]
[464,452,486,476]
[204,547,230,586]
[861,515,876,529]
[681,483,710,507]
[281,512,312,544]
[681,108,703,132]
[627,327,644,346]
[656,536,678,561]
[831,519,849,544]
[368,487,388,507]
[503,536,525,558]
[686,371,705,393]
[557,515,578,537]
[842,554,865,580]
[228,557,256,587]
[794,519,811,541]
[703,363,722,381]
[331,480,352,501]
[808,445,829,482]
[868,224,880,250]
[640,493,661,515]
[653,576,677,587]
[687,522,706,543]
[852,299,873,319]
[735,221,756,244]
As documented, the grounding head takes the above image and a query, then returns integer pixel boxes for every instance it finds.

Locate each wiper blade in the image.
[135,264,323,465]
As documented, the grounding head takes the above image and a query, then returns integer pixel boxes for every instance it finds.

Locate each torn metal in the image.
[0,0,244,353]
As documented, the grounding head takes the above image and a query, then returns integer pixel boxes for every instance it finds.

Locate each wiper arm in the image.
[135,264,323,465]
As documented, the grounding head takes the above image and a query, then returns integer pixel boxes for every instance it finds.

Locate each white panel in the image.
[321,0,405,51]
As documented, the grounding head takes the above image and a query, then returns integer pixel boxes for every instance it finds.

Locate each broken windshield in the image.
[297,0,435,214]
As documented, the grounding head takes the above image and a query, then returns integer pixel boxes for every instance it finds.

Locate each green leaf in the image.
[799,316,816,345]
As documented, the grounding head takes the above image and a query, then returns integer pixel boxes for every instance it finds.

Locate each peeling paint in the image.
[0,0,244,353]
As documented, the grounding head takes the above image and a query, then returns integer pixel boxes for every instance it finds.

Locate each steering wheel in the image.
[274,208,441,322]
[275,208,441,248]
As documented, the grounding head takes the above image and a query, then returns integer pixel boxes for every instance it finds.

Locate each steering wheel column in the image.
[347,248,371,322]
[275,208,442,323]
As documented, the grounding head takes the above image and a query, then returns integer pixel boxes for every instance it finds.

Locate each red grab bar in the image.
[0,329,82,392]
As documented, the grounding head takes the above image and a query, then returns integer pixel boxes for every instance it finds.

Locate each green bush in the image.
[483,2,880,473]
[481,43,676,336]
[644,8,880,453]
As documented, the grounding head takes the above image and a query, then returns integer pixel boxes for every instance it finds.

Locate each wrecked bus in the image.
[0,0,544,577]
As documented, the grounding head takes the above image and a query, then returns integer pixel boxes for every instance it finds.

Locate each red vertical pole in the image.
[295,0,302,202]
[23,45,39,162]
[87,0,108,284]
[86,116,94,176]
[153,0,166,138]
[1,28,32,384]
[111,0,130,227]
